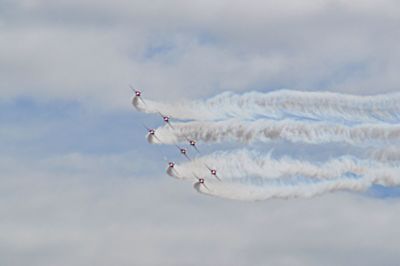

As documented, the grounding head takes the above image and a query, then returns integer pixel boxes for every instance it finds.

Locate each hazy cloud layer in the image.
[1,0,400,109]
[1,0,400,265]
[1,152,400,266]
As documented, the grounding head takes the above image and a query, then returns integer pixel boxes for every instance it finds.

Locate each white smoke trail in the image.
[193,168,400,201]
[132,90,400,123]
[370,147,400,163]
[134,90,400,200]
[146,133,162,144]
[153,120,400,146]
[171,150,400,200]
[173,150,377,180]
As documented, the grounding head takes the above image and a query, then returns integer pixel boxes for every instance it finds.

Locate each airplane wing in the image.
[142,123,150,131]
[184,153,191,161]
[193,145,200,153]
[130,85,146,105]
[204,163,212,171]
[204,163,221,181]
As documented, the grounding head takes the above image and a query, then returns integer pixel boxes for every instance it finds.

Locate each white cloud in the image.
[1,152,400,265]
[1,0,399,110]
[1,2,400,263]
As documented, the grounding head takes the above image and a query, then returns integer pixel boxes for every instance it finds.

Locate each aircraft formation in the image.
[130,86,220,191]
[129,86,400,201]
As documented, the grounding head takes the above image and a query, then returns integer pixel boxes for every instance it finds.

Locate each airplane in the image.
[143,124,162,143]
[175,145,190,160]
[130,85,146,105]
[205,164,221,181]
[186,137,200,153]
[158,112,174,129]
[166,161,179,177]
[193,173,208,190]
[129,85,141,97]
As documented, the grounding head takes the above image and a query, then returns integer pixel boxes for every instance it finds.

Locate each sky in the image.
[1,0,400,265]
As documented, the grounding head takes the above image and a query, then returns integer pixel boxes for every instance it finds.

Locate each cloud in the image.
[0,96,399,264]
[1,0,400,110]
[1,1,400,264]
[1,153,400,265]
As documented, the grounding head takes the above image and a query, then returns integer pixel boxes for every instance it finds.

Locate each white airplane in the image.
[143,125,162,143]
[158,112,174,129]
[186,137,200,153]
[205,164,221,181]
[193,173,208,190]
[130,85,146,106]
[175,145,190,160]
